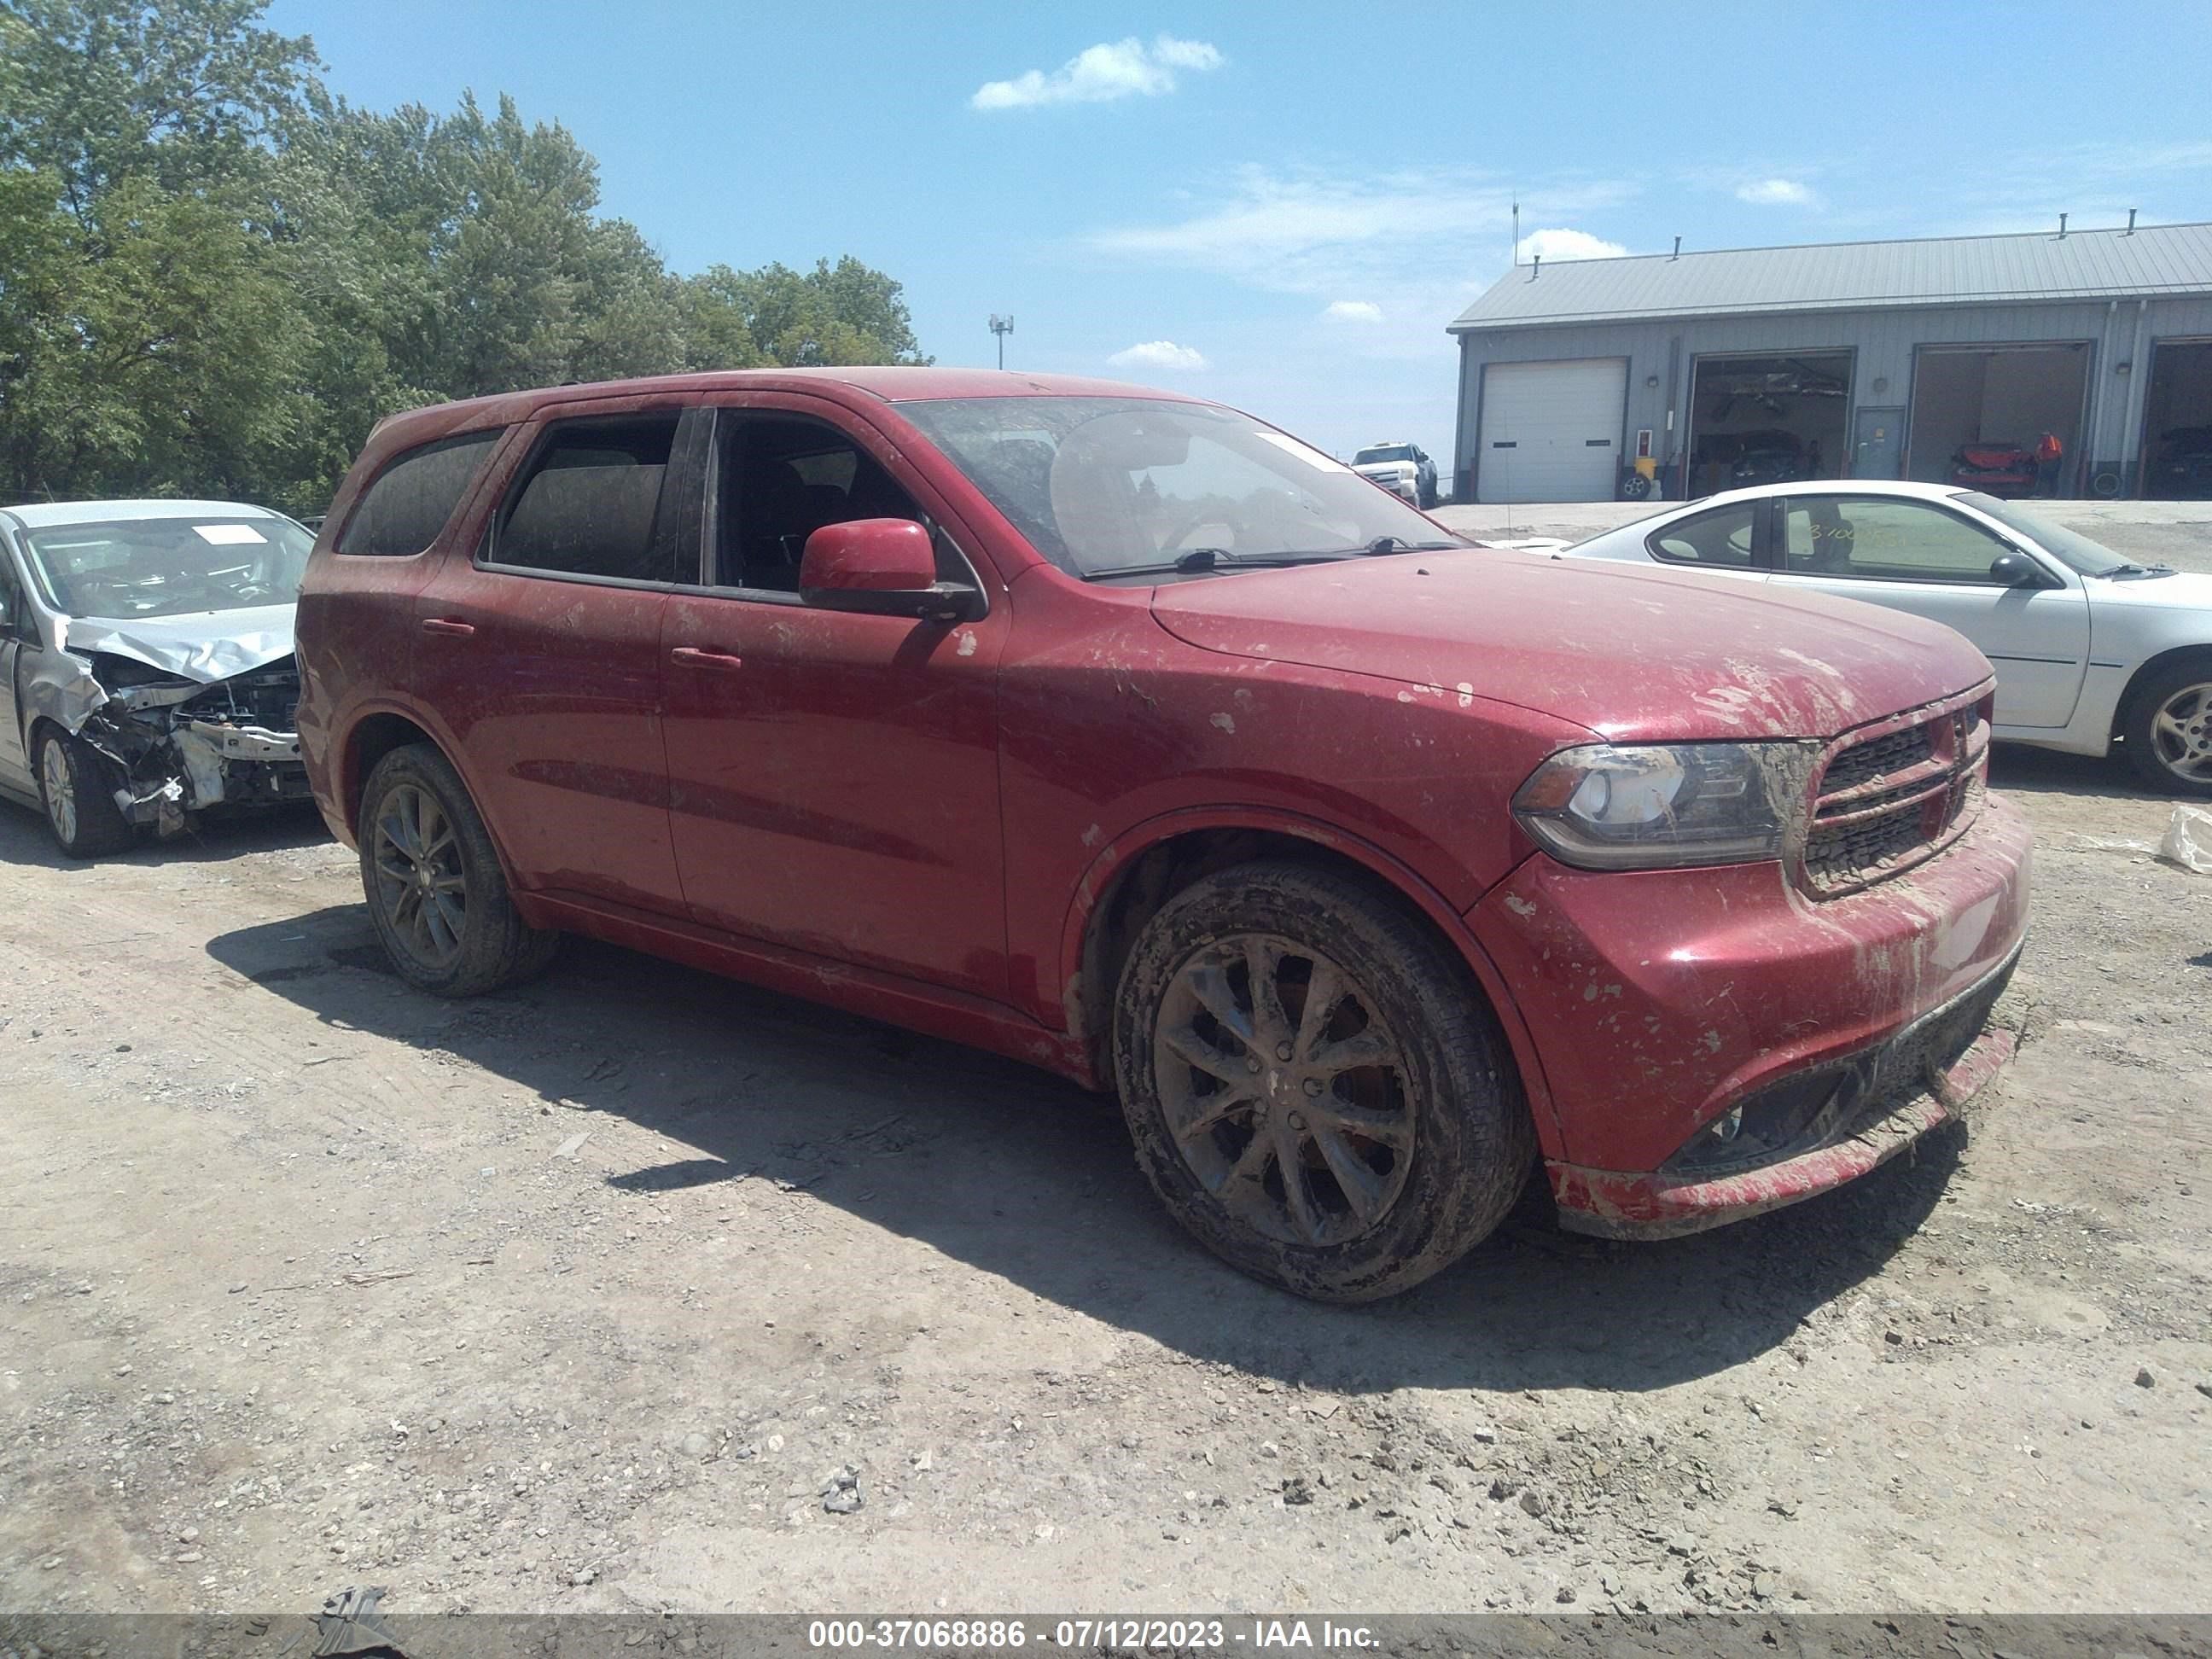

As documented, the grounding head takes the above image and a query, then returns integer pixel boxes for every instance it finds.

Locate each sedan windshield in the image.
[21,515,312,619]
[896,397,1460,579]
[1955,492,2131,577]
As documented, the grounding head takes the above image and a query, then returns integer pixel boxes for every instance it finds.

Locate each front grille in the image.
[1801,695,1988,898]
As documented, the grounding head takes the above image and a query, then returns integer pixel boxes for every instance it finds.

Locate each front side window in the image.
[20,516,314,619]
[1647,502,1759,568]
[712,413,941,592]
[338,430,501,556]
[1782,497,2011,584]
[492,415,680,584]
[897,397,1458,579]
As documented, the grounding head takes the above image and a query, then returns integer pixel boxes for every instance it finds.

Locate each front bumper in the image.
[1546,944,2022,1237]
[1469,791,2032,1235]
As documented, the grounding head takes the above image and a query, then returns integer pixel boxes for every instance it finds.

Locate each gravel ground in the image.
[2,507,2209,1624]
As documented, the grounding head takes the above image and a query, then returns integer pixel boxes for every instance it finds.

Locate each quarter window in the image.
[1782,498,2012,584]
[494,415,681,584]
[337,431,501,556]
[1648,502,1760,568]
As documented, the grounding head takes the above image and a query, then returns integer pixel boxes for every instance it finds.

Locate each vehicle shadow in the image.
[0,800,329,871]
[206,904,1958,1396]
[1989,742,2150,800]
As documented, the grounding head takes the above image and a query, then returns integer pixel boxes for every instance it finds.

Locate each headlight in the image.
[1511,742,1812,870]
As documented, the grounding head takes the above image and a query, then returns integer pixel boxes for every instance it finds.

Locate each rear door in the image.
[1765,492,2090,728]
[409,396,703,915]
[660,396,1009,999]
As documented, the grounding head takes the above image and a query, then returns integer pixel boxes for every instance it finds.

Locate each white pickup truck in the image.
[1352,440,1439,509]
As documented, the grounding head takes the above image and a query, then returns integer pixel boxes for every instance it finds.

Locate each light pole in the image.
[989,314,1013,370]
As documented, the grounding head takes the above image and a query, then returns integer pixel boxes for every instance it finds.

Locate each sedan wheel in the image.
[2147,682,2212,785]
[2125,662,2212,797]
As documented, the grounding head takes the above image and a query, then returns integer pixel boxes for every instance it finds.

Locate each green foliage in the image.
[0,0,929,511]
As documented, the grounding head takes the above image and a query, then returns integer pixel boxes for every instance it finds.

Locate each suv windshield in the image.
[1954,492,2132,576]
[896,397,1458,579]
[1355,445,1415,464]
[22,515,314,619]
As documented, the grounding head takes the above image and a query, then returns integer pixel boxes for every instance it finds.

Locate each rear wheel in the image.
[2122,659,2212,797]
[358,743,560,995]
[1111,861,1533,1303]
[35,729,136,859]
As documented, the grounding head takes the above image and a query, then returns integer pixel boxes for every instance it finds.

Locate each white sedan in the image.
[1559,480,2212,796]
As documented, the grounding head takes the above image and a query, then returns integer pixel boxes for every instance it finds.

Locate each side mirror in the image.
[798,518,979,622]
[1988,551,2048,589]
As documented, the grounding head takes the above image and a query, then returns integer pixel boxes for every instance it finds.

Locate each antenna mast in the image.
[1511,193,1520,267]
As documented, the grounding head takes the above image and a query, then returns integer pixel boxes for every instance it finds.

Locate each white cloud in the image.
[1736,177,1818,207]
[1323,300,1383,323]
[1088,166,1633,298]
[971,35,1223,111]
[1108,340,1209,371]
[1519,227,1628,262]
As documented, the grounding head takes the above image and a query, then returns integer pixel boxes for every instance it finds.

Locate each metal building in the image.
[1448,220,2212,504]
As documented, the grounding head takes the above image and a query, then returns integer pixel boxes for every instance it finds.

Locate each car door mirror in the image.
[799,519,981,622]
[1988,551,2049,589]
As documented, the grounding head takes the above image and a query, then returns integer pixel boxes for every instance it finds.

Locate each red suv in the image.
[296,370,2031,1301]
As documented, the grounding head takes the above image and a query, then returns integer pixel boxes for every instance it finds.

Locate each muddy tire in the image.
[35,728,137,859]
[358,743,560,997]
[1111,860,1533,1302]
[2122,656,2212,797]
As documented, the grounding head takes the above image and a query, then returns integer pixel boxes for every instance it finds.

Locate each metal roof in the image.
[1449,222,2212,332]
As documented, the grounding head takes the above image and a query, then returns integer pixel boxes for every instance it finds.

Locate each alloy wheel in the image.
[40,740,78,847]
[2149,680,2212,784]
[370,783,468,969]
[1150,933,1416,1247]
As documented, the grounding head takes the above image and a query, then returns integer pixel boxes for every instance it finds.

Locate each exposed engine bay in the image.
[65,650,307,835]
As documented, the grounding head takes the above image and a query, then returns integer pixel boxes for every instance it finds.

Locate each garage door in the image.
[1476,358,1627,503]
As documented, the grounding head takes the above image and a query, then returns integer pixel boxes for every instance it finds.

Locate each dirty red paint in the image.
[298,367,2032,1249]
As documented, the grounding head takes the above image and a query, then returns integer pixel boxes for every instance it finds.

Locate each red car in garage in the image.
[295,369,2030,1301]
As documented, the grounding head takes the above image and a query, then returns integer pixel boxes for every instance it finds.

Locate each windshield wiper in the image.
[1361,535,1470,556]
[2101,561,2174,579]
[1084,547,1352,580]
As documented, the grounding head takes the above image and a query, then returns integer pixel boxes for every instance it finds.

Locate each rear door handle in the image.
[421,617,475,637]
[669,645,744,671]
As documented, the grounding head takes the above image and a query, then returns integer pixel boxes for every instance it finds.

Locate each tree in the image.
[0,0,933,508]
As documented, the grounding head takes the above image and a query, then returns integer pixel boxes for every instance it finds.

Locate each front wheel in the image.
[2124,660,2212,796]
[358,743,561,995]
[1111,861,1533,1303]
[35,729,137,859]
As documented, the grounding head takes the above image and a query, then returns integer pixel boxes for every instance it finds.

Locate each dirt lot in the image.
[3,509,2209,1623]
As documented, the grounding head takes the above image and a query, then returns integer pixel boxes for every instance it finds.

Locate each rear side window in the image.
[337,431,501,556]
[492,415,680,584]
[1648,502,1759,568]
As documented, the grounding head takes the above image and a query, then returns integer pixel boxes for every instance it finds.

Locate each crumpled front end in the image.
[38,650,307,836]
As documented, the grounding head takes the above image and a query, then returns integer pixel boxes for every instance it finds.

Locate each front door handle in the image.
[421,617,475,637]
[669,645,745,671]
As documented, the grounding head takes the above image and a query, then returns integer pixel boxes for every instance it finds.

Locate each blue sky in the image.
[269,1,2212,460]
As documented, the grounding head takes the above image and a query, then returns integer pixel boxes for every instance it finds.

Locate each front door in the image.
[408,399,697,915]
[0,544,31,786]
[1766,492,2090,729]
[660,403,1008,1000]
[1852,407,1905,479]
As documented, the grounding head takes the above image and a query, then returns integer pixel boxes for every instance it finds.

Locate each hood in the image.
[1149,552,1990,743]
[64,604,296,684]
[2086,568,2212,612]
